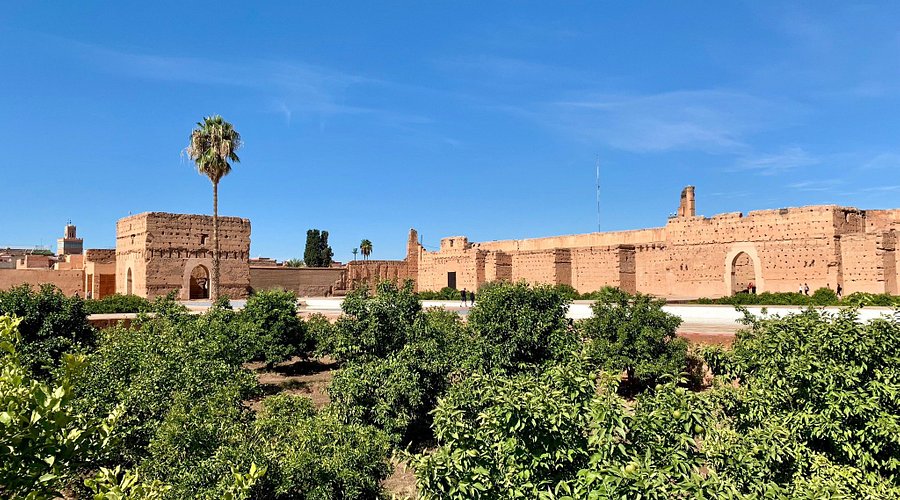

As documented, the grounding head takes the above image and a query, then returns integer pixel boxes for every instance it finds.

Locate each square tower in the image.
[115,212,251,300]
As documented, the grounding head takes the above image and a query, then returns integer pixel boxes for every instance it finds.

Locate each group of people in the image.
[798,282,843,298]
[460,288,475,307]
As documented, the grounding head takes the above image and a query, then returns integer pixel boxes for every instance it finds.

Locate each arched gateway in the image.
[730,252,756,294]
[189,264,210,300]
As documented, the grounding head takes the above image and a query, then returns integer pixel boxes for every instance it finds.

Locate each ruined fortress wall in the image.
[865,209,900,233]
[249,266,345,297]
[665,206,845,296]
[634,245,668,295]
[0,269,84,296]
[510,250,566,285]
[417,251,478,291]
[840,232,897,294]
[117,213,251,299]
[570,246,624,292]
[474,227,665,252]
[346,260,409,288]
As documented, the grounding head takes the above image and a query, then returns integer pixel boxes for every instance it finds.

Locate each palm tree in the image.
[352,248,358,261]
[359,239,372,261]
[186,115,242,301]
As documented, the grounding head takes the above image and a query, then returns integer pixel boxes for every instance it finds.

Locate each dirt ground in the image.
[247,356,418,497]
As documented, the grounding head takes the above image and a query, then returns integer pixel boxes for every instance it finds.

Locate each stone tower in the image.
[677,186,696,217]
[57,222,84,256]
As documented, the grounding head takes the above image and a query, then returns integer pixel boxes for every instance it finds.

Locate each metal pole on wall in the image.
[595,155,601,233]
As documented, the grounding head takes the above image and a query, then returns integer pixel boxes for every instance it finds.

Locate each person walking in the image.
[836,283,843,299]
[460,288,467,307]
[804,283,810,296]
[798,284,804,294]
[469,291,475,307]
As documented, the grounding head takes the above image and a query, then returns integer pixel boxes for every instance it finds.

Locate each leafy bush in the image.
[329,307,474,444]
[415,286,462,300]
[809,286,838,305]
[467,281,577,372]
[73,302,258,465]
[0,315,120,499]
[551,283,580,301]
[710,308,900,482]
[239,289,310,364]
[843,291,900,307]
[411,362,597,497]
[579,287,687,392]
[0,284,95,377]
[321,281,421,363]
[84,294,152,315]
[252,395,391,499]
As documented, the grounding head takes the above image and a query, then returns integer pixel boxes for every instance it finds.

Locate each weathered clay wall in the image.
[840,232,897,294]
[865,210,900,233]
[570,246,623,292]
[345,260,409,288]
[474,227,665,252]
[0,269,84,296]
[250,266,345,296]
[634,244,668,295]
[413,196,900,298]
[116,212,251,299]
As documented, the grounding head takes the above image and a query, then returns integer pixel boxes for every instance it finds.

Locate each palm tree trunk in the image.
[212,181,220,301]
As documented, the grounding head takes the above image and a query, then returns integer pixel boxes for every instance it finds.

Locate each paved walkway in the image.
[90,298,898,343]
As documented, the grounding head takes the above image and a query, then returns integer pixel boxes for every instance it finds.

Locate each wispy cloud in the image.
[543,90,797,154]
[731,147,819,175]
[787,179,841,192]
[60,39,431,125]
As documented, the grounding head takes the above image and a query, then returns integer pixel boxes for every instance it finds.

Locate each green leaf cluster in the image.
[580,287,687,393]
[0,284,96,377]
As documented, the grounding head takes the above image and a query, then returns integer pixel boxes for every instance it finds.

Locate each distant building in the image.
[57,223,83,256]
[351,186,900,298]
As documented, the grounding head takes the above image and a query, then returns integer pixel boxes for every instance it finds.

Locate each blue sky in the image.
[2,2,899,261]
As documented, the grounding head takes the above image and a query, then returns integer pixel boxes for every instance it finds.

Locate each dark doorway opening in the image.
[447,272,457,289]
[189,265,210,299]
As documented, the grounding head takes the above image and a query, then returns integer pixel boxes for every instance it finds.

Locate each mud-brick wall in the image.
[840,232,897,294]
[250,266,346,296]
[417,251,479,291]
[570,246,623,293]
[634,244,668,296]
[0,269,84,296]
[510,250,563,285]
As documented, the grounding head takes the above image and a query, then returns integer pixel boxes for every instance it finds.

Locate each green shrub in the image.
[0,284,95,377]
[809,286,838,305]
[321,281,421,363]
[467,281,577,372]
[714,308,900,481]
[579,287,687,393]
[842,291,900,307]
[84,294,151,315]
[73,303,258,465]
[252,395,391,499]
[0,315,120,499]
[551,283,580,301]
[239,289,310,365]
[329,308,475,444]
[416,286,464,300]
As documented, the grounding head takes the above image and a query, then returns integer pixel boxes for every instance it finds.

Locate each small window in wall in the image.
[447,272,457,289]
[200,233,209,245]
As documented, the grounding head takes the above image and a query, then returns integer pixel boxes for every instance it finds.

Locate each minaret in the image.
[57,221,84,256]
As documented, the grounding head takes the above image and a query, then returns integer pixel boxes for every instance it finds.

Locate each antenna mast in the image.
[595,155,601,233]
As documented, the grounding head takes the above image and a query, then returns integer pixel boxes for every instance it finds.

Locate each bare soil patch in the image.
[246,356,337,410]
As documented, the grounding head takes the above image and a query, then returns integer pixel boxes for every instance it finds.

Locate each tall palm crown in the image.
[360,240,373,261]
[186,115,242,300]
